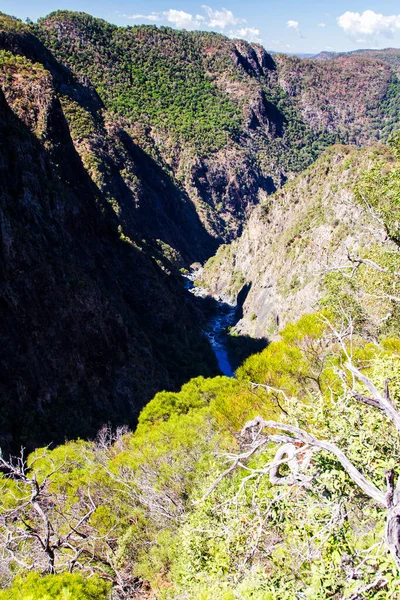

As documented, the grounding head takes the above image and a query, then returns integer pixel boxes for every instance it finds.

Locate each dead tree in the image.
[0,449,97,575]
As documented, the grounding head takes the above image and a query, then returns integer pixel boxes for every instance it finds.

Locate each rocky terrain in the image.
[2,10,400,600]
[32,12,400,244]
[200,144,400,339]
[0,14,218,452]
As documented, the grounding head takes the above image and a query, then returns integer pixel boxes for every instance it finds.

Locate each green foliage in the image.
[2,313,400,598]
[355,140,400,244]
[317,141,400,337]
[156,342,400,599]
[373,74,400,142]
[0,50,47,77]
[276,53,400,148]
[34,13,241,154]
[0,573,111,600]
[59,96,96,139]
[236,312,332,397]
[0,12,28,33]
[139,375,279,433]
[322,270,369,330]
[137,376,219,425]
[260,85,340,174]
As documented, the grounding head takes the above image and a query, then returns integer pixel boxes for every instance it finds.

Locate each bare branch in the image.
[346,248,400,278]
[347,576,388,600]
[241,417,386,506]
[346,363,400,434]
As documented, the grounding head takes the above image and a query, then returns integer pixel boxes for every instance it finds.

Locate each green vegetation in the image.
[321,134,400,337]
[33,13,241,154]
[1,313,400,598]
[355,131,400,244]
[0,12,28,33]
[59,95,97,140]
[2,9,400,599]
[276,53,400,147]
[373,74,400,141]
[0,50,47,77]
[259,85,340,173]
[0,50,51,138]
[31,11,400,178]
[0,573,111,600]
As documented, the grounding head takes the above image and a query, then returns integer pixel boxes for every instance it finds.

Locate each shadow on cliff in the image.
[0,86,218,456]
[188,285,269,375]
[0,25,218,263]
[116,131,218,262]
[227,334,268,372]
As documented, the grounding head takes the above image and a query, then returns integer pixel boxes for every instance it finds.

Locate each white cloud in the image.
[228,26,262,43]
[318,23,326,28]
[163,9,203,29]
[127,13,163,21]
[337,10,400,37]
[126,5,251,34]
[287,20,299,31]
[202,5,245,29]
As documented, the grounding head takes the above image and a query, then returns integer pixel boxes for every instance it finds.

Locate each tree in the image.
[0,437,138,597]
[202,351,400,573]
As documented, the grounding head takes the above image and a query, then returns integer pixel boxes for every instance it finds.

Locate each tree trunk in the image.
[386,508,400,570]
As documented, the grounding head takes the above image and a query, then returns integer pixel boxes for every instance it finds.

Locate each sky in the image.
[4,0,400,54]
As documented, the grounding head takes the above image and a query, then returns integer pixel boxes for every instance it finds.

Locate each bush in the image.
[0,573,111,600]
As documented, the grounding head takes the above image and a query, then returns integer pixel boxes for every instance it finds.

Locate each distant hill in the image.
[314,47,400,71]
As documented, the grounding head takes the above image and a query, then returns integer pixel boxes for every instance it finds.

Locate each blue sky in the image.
[4,0,400,53]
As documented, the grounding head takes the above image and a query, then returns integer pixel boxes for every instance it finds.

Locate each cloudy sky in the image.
[5,0,400,53]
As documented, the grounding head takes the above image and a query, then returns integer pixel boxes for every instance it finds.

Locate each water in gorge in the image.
[183,269,236,377]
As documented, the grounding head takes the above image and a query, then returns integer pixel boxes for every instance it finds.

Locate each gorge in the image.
[0,9,400,599]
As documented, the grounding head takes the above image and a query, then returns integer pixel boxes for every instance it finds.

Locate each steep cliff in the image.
[200,145,400,339]
[1,11,400,450]
[0,14,217,452]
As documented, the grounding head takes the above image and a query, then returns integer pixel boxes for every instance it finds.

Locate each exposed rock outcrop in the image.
[201,145,399,338]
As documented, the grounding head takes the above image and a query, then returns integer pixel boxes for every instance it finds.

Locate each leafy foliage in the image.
[355,133,400,244]
[1,312,400,598]
[0,573,111,600]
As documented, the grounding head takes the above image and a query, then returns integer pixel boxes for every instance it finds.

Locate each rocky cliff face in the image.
[200,145,399,339]
[0,14,217,452]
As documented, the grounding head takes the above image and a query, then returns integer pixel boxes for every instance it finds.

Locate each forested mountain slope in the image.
[1,10,400,600]
[1,10,400,450]
[314,47,400,72]
[33,12,400,242]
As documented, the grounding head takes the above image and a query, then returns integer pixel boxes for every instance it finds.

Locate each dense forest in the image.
[0,9,400,599]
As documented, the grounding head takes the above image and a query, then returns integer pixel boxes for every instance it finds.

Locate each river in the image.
[183,270,236,378]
